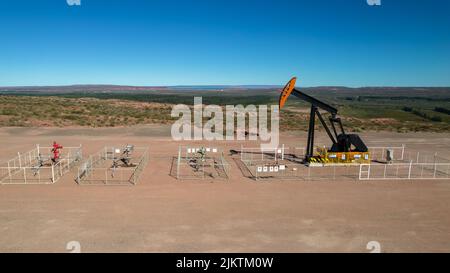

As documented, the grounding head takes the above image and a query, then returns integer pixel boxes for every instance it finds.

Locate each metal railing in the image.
[174,146,230,180]
[0,145,82,185]
[368,145,405,162]
[359,162,450,180]
[76,146,149,185]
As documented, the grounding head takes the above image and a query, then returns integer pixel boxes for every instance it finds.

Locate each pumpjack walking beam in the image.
[279,77,368,161]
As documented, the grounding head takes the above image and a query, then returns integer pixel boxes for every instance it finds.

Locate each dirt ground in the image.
[0,126,449,253]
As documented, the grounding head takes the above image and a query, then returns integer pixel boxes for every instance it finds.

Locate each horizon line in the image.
[1,84,450,89]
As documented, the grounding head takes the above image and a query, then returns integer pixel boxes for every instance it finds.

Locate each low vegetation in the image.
[0,87,449,132]
[0,96,174,127]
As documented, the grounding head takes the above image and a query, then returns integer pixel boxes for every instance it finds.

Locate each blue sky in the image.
[0,0,449,87]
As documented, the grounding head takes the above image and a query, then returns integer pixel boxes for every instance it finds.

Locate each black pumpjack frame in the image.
[290,88,368,161]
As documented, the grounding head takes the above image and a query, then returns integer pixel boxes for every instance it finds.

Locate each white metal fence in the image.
[359,162,450,180]
[402,151,450,164]
[174,146,230,180]
[238,144,359,181]
[238,144,450,181]
[240,144,406,165]
[240,144,305,166]
[253,164,359,181]
[76,146,149,185]
[368,145,405,162]
[0,145,82,184]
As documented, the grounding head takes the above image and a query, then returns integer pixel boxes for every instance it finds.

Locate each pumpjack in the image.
[279,77,369,164]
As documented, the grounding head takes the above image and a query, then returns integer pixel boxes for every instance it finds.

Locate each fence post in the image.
[67,152,71,169]
[282,144,285,161]
[360,164,369,180]
[18,152,22,168]
[176,146,181,179]
[240,144,243,161]
[201,160,205,180]
[408,161,412,179]
[7,161,11,178]
[401,144,405,160]
[51,164,55,183]
[433,161,437,179]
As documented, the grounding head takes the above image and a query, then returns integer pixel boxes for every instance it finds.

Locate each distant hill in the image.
[1,85,449,97]
[0,85,168,93]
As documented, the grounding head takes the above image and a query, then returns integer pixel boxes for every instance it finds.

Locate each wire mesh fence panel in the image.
[0,145,82,184]
[76,146,149,186]
[78,167,136,185]
[309,165,360,181]
[176,157,206,179]
[240,145,359,181]
[242,144,408,165]
[254,163,309,180]
[368,145,405,162]
[434,164,450,179]
[175,146,230,180]
[0,166,54,184]
[359,163,450,180]
[252,163,360,181]
[402,151,450,164]
[130,150,149,185]
[240,145,305,167]
[176,156,230,180]
[241,147,282,166]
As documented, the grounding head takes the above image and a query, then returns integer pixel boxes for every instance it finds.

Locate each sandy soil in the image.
[0,126,449,253]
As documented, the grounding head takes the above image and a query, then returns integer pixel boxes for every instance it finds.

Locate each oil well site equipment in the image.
[279,77,370,165]
[0,143,82,184]
[76,145,149,185]
[173,145,230,180]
